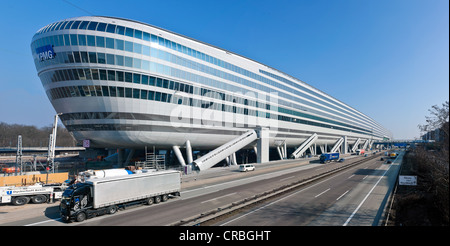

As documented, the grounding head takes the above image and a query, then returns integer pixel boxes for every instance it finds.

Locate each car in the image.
[239,164,255,172]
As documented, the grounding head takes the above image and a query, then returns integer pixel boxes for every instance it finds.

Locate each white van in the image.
[239,164,255,172]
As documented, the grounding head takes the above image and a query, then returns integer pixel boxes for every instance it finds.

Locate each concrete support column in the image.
[343,136,348,154]
[185,140,193,164]
[173,146,186,167]
[257,127,269,163]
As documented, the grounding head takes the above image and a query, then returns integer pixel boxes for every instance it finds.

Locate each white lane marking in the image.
[336,190,350,201]
[25,218,62,226]
[201,192,237,204]
[314,188,331,198]
[348,174,355,179]
[343,163,393,226]
[279,176,295,181]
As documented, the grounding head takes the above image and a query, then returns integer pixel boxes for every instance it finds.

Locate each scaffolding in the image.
[135,148,166,171]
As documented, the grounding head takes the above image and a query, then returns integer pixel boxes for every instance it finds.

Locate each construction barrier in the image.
[0,172,68,187]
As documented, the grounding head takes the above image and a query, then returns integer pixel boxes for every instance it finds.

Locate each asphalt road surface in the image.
[0,152,401,226]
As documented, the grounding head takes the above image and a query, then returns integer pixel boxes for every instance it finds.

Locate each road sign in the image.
[399,175,417,186]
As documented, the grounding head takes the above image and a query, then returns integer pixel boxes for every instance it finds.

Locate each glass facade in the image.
[31,17,391,141]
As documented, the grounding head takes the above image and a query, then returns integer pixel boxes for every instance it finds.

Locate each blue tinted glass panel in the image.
[97,53,106,64]
[106,38,114,49]
[125,27,134,37]
[133,74,140,84]
[134,43,142,54]
[96,22,107,31]
[53,22,64,31]
[134,30,142,39]
[106,54,114,65]
[78,35,87,46]
[151,34,157,42]
[115,39,124,50]
[70,34,78,45]
[71,21,81,29]
[125,41,133,52]
[87,22,98,30]
[143,32,150,41]
[64,21,74,29]
[116,25,125,35]
[115,55,124,66]
[58,21,69,30]
[87,35,95,46]
[64,35,70,46]
[106,24,116,33]
[125,57,132,67]
[96,36,105,47]
[79,21,89,30]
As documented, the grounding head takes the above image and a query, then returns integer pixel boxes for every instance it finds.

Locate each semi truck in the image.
[59,169,181,222]
[319,153,340,163]
[0,182,68,205]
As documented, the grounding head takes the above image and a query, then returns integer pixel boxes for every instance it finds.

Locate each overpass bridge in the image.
[0,147,85,154]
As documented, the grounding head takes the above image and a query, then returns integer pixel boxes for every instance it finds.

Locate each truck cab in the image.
[60,183,93,222]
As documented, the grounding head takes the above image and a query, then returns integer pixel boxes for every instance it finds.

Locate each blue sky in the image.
[0,0,448,139]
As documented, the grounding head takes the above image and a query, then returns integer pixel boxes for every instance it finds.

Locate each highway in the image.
[217,152,403,226]
[0,152,402,226]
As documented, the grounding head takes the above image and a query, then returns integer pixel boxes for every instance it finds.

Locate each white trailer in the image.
[60,169,181,222]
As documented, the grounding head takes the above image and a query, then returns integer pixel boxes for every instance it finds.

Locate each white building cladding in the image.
[31,16,391,152]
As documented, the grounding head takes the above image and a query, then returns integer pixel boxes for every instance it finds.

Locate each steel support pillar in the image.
[257,127,269,163]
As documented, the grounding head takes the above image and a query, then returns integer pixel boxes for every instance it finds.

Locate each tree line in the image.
[0,122,76,147]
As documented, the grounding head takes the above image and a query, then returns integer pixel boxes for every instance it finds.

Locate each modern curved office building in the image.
[31,16,391,162]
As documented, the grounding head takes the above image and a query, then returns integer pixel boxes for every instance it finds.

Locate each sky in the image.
[0,0,448,140]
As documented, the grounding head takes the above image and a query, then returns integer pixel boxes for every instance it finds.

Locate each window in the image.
[102,86,110,96]
[87,35,95,46]
[106,54,115,65]
[106,38,114,49]
[78,35,87,46]
[99,70,107,80]
[79,21,89,30]
[124,57,132,67]
[106,24,116,33]
[115,39,124,50]
[125,88,132,98]
[124,72,132,82]
[141,75,148,85]
[71,21,81,29]
[116,71,124,81]
[117,87,124,97]
[107,70,115,81]
[125,27,133,37]
[87,21,98,30]
[115,55,124,66]
[134,30,142,39]
[109,86,117,97]
[133,88,140,98]
[88,52,97,63]
[96,36,105,47]
[97,53,106,64]
[132,74,140,84]
[141,90,147,99]
[96,22,107,32]
[64,21,74,29]
[134,43,142,54]
[143,32,150,41]
[70,34,78,45]
[125,41,133,52]
[116,25,125,35]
